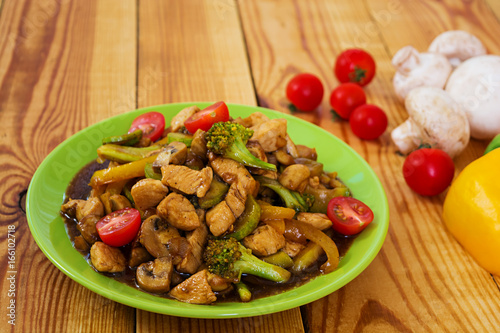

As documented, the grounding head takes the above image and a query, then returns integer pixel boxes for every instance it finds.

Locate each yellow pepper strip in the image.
[284,219,339,273]
[89,154,158,187]
[263,219,285,234]
[443,148,500,275]
[260,205,296,220]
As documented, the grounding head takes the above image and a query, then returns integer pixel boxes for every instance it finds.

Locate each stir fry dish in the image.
[60,102,374,304]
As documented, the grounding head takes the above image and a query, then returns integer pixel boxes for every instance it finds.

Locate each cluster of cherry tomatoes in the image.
[286,49,387,140]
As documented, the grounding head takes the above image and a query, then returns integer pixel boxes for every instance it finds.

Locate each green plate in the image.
[27,102,389,318]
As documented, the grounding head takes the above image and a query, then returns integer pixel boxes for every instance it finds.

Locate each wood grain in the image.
[0,0,136,332]
[238,0,500,332]
[136,1,303,331]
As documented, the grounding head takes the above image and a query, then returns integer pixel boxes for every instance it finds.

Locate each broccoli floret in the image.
[255,176,313,212]
[206,122,277,171]
[203,237,291,283]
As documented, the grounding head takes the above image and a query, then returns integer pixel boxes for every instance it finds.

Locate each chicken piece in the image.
[279,164,310,192]
[76,197,104,222]
[161,165,213,198]
[157,193,200,231]
[209,154,258,196]
[242,225,286,257]
[90,242,126,273]
[176,220,208,274]
[206,201,236,237]
[169,269,217,304]
[296,212,333,230]
[190,129,208,159]
[250,118,287,152]
[131,178,169,211]
[61,199,85,218]
[283,240,306,258]
[207,271,233,292]
[77,215,100,244]
[136,257,173,294]
[233,112,270,128]
[170,105,200,132]
[224,182,247,218]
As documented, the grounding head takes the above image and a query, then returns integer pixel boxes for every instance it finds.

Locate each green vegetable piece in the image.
[122,182,135,206]
[304,185,350,214]
[198,177,230,209]
[292,229,334,272]
[144,162,162,180]
[235,281,252,302]
[97,144,161,163]
[255,176,311,212]
[485,134,500,155]
[206,121,277,171]
[167,132,193,147]
[224,194,261,240]
[102,129,142,146]
[261,251,293,269]
[203,237,291,283]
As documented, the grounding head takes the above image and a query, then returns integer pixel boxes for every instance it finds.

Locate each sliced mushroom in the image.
[152,141,188,167]
[136,257,173,294]
[139,215,170,258]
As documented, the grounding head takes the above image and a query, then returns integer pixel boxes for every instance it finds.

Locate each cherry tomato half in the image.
[286,73,324,112]
[329,83,367,120]
[349,104,387,140]
[96,208,141,247]
[129,112,165,142]
[334,49,376,86]
[184,101,230,133]
[402,148,455,196]
[327,197,374,235]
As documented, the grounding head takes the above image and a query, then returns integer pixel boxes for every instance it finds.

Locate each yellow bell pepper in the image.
[442,148,500,275]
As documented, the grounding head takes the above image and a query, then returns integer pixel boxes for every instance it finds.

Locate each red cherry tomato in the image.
[286,73,324,112]
[96,208,141,247]
[327,197,374,235]
[129,112,165,142]
[184,101,230,133]
[334,49,376,86]
[402,148,455,196]
[349,104,387,140]
[329,83,367,120]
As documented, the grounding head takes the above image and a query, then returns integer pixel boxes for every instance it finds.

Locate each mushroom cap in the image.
[428,30,487,67]
[445,55,500,140]
[404,87,470,157]
[392,46,452,101]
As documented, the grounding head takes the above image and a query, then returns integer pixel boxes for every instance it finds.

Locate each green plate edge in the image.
[26,102,389,319]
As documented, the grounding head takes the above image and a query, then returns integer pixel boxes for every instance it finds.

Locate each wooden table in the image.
[1,0,499,332]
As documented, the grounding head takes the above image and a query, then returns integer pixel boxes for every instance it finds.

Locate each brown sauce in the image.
[61,160,357,303]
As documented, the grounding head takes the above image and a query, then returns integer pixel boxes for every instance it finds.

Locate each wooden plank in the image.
[0,0,136,332]
[238,0,500,332]
[136,0,304,331]
[484,0,500,20]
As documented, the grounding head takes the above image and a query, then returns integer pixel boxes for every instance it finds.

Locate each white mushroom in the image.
[391,87,470,158]
[392,46,452,101]
[445,55,500,140]
[428,30,486,68]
